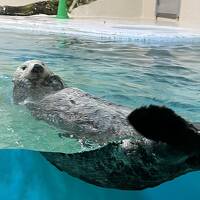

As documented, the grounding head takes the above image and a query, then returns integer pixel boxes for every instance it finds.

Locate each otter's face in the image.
[13,60,64,104]
[14,60,52,83]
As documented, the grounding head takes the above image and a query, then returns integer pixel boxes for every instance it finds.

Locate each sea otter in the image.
[13,60,200,190]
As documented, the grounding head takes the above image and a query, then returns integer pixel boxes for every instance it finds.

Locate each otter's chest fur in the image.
[26,87,136,143]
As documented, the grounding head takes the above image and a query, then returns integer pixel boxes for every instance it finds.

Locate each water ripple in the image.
[0,30,199,152]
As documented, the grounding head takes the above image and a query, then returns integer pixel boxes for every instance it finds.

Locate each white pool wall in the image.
[0,15,200,46]
[71,0,200,29]
[1,0,200,29]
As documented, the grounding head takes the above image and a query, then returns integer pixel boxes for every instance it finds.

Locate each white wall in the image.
[179,0,200,26]
[142,0,156,20]
[0,0,40,6]
[71,0,143,19]
[1,0,200,29]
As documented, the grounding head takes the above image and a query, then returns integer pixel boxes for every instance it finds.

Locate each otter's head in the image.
[13,60,64,104]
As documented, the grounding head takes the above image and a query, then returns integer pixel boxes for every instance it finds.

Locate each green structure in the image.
[57,0,69,19]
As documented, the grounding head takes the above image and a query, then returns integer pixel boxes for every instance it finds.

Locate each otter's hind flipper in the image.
[127,105,200,150]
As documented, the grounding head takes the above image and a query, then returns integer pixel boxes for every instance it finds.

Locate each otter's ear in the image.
[45,75,64,91]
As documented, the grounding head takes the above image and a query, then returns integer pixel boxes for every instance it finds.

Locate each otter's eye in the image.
[21,65,27,70]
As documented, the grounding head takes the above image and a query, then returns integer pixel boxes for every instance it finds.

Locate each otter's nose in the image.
[31,64,44,73]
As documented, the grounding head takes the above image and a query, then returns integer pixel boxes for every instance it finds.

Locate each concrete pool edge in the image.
[1,15,200,45]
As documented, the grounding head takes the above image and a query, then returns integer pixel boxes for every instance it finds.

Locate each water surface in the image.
[0,29,200,199]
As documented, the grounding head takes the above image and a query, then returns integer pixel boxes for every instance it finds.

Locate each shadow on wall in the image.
[0,149,200,200]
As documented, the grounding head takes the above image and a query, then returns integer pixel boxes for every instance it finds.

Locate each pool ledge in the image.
[1,15,200,45]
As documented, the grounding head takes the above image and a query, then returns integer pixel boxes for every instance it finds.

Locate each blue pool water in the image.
[0,28,200,199]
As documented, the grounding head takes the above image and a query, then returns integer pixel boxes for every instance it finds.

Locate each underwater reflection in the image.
[0,150,200,200]
[0,150,145,200]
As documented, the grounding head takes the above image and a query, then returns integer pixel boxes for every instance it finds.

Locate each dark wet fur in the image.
[128,105,200,151]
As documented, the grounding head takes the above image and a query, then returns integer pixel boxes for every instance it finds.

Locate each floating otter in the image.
[13,60,200,190]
